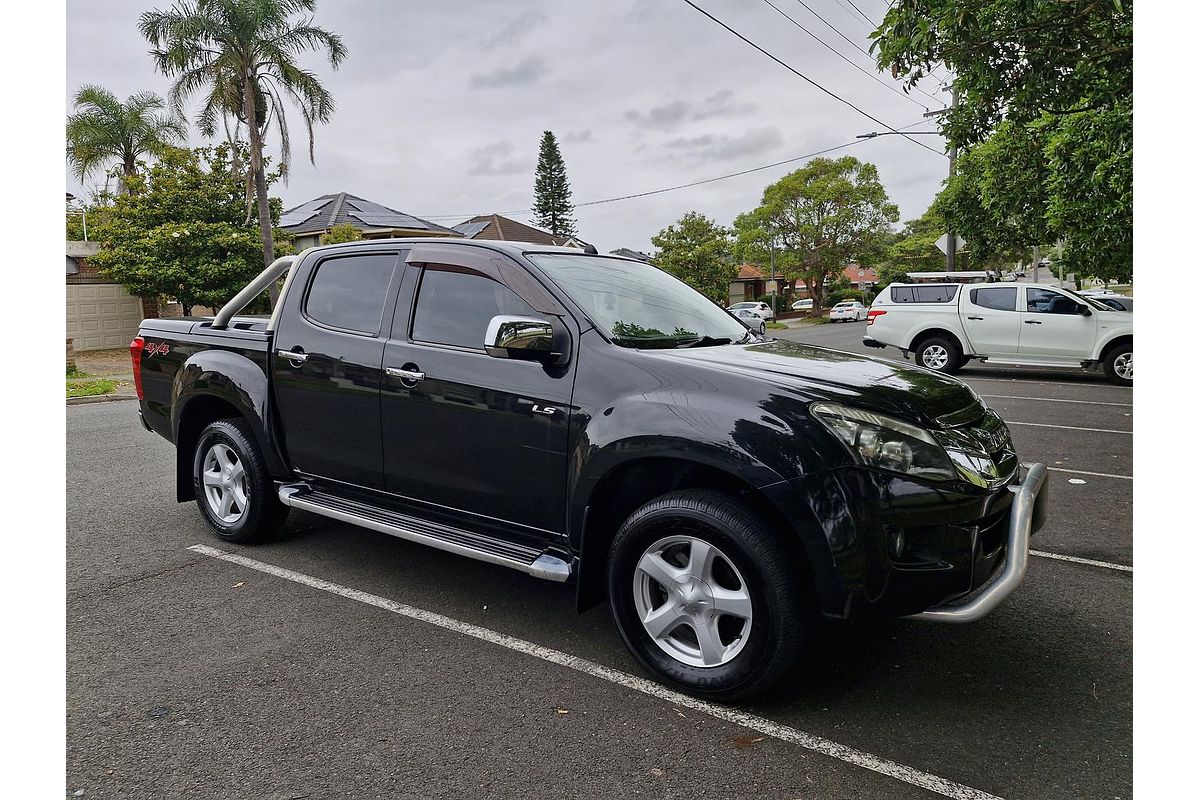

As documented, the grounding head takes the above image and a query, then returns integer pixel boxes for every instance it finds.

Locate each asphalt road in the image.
[67,331,1131,799]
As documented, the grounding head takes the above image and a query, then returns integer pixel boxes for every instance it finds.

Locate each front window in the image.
[528,254,751,348]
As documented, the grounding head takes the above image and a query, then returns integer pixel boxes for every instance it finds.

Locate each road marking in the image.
[1049,467,1132,481]
[1031,550,1132,573]
[980,394,1133,408]
[1006,421,1131,435]
[187,543,1002,800]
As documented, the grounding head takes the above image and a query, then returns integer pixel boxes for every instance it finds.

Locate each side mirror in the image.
[484,315,558,362]
[1078,305,1092,317]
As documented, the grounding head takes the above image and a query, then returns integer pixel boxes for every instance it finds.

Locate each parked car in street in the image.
[829,300,868,322]
[864,282,1133,385]
[728,300,774,320]
[791,298,814,311]
[1093,296,1133,312]
[730,307,768,335]
[131,239,1047,700]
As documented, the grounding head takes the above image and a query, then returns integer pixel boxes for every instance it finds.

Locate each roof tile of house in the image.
[735,264,766,280]
[452,213,574,246]
[278,192,460,236]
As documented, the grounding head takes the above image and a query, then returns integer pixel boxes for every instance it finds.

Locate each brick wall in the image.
[66,338,76,373]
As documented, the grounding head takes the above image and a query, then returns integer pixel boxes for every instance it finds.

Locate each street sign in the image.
[935,234,967,254]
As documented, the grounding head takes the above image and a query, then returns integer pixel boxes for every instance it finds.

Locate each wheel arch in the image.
[907,327,966,355]
[1097,333,1132,363]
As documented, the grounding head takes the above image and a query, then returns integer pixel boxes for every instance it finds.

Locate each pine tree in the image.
[532,131,578,237]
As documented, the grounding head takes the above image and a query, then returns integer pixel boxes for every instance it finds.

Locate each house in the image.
[66,240,154,352]
[279,192,462,251]
[453,214,591,249]
[842,263,879,288]
[729,264,768,304]
[609,248,654,263]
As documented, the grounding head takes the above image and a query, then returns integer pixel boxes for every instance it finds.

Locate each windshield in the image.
[527,254,752,348]
[1058,286,1113,311]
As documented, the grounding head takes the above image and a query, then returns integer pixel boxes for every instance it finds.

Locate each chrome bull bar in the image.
[909,462,1049,623]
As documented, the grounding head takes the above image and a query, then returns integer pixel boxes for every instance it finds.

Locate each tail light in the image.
[130,336,145,400]
[866,310,887,326]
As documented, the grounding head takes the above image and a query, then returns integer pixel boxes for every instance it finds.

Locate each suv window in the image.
[970,287,1017,311]
[305,253,398,334]
[1026,288,1083,315]
[411,264,538,349]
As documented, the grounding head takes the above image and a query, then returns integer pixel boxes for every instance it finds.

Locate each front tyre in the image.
[1103,343,1132,386]
[192,419,288,543]
[914,336,962,374]
[607,490,807,701]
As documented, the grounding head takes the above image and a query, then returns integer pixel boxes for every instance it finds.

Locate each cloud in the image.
[467,140,529,176]
[469,56,547,89]
[624,100,692,130]
[691,90,757,121]
[662,126,784,161]
[563,129,593,143]
[481,9,548,50]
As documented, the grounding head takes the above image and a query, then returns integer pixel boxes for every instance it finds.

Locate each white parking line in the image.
[981,394,1133,408]
[187,543,1002,800]
[1007,421,1131,435]
[1049,467,1132,480]
[1032,550,1132,573]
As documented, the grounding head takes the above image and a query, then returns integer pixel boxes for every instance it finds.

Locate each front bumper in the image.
[907,462,1048,623]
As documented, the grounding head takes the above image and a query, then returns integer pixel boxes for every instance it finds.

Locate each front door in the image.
[1018,287,1098,361]
[380,248,577,547]
[960,285,1022,357]
[272,250,403,489]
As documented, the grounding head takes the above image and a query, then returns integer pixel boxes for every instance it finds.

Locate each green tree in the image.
[65,85,187,193]
[875,0,1131,282]
[321,223,362,245]
[532,131,578,237]
[140,0,347,304]
[651,212,734,304]
[89,144,283,315]
[733,157,898,310]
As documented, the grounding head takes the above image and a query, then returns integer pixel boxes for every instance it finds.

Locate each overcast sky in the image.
[65,0,950,253]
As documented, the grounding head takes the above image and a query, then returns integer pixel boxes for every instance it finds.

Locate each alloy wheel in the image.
[1113,352,1132,380]
[202,443,249,524]
[922,345,949,369]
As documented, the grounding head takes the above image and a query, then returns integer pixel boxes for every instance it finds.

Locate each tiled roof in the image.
[279,193,460,236]
[843,263,878,282]
[453,214,563,246]
[735,264,765,280]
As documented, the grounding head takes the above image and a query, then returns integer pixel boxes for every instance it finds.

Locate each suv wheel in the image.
[193,419,289,543]
[914,336,962,374]
[1103,343,1132,386]
[607,490,806,700]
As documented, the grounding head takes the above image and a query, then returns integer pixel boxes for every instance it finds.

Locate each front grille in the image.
[935,408,1019,487]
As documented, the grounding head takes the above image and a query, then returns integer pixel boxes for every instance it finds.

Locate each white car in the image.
[791,298,814,311]
[730,307,767,335]
[828,300,868,322]
[863,282,1133,385]
[728,301,774,321]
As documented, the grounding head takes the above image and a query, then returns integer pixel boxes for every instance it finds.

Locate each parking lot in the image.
[67,325,1131,799]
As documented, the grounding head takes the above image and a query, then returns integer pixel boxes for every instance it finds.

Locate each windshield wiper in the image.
[676,335,733,348]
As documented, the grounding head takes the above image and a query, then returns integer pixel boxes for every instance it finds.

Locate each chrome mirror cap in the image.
[484,315,555,360]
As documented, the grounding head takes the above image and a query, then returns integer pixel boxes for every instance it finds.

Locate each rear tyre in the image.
[192,419,289,543]
[758,322,767,336]
[1102,343,1132,386]
[607,490,807,701]
[914,336,962,375]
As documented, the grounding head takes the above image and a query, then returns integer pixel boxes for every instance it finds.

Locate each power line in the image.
[841,0,876,27]
[414,119,940,221]
[761,0,929,111]
[788,0,945,106]
[679,0,944,156]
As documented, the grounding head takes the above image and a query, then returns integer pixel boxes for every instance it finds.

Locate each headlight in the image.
[811,403,958,482]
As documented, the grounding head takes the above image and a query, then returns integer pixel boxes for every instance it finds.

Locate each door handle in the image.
[277,348,309,365]
[386,366,425,382]
[966,316,983,321]
[1024,320,1042,325]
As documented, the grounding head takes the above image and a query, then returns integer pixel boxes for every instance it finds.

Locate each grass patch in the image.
[800,315,831,324]
[67,379,117,399]
[766,322,788,330]
[67,365,86,378]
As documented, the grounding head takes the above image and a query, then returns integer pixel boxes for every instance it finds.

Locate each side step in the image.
[978,358,1088,369]
[277,485,571,582]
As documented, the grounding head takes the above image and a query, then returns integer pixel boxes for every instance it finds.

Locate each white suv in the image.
[729,301,774,321]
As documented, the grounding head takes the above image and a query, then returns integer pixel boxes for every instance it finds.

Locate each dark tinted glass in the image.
[1027,288,1081,315]
[970,287,1017,311]
[890,286,914,303]
[412,265,537,348]
[305,253,397,333]
[914,285,959,303]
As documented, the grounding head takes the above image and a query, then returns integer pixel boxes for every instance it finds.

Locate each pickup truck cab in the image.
[133,240,1047,699]
[864,282,1133,385]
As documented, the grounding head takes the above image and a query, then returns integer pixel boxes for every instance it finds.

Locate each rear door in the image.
[379,245,577,546]
[272,249,404,489]
[960,285,1022,357]
[1017,287,1099,361]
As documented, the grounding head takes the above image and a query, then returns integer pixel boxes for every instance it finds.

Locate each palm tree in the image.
[139,0,346,293]
[65,85,187,193]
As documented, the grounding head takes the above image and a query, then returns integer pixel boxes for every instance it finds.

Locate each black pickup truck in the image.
[133,239,1047,699]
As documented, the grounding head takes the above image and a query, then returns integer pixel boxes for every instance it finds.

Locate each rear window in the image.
[970,287,1017,311]
[890,285,959,303]
[304,253,398,334]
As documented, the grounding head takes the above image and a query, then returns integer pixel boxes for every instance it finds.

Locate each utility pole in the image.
[923,87,959,271]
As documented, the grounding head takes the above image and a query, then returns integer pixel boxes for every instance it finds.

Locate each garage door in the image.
[66,283,144,351]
